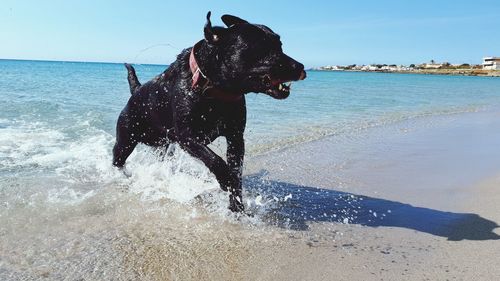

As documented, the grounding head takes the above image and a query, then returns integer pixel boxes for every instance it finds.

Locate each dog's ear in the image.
[221,14,248,27]
[204,11,226,44]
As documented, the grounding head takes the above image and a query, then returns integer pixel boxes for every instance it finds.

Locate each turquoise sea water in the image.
[2,59,500,183]
[2,59,500,279]
[2,59,500,182]
[2,59,500,154]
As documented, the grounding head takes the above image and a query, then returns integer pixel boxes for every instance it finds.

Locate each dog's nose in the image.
[293,62,305,81]
[299,70,306,80]
[275,54,306,81]
[290,61,305,80]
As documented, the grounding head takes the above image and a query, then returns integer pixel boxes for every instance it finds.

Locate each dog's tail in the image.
[125,63,141,94]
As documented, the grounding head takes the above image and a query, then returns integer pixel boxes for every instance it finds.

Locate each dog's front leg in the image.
[176,131,240,211]
[227,133,245,212]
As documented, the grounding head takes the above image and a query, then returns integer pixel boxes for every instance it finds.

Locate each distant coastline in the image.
[313,61,500,77]
[313,68,500,77]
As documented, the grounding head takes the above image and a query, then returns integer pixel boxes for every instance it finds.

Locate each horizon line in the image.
[0,58,169,67]
[0,57,488,68]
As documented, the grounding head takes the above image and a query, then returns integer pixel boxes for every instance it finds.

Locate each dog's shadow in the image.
[243,170,500,241]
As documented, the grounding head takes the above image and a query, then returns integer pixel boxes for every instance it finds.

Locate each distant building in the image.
[482,57,500,70]
[421,63,442,69]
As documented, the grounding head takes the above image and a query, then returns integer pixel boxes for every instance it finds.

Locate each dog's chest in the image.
[192,101,243,140]
[195,104,226,133]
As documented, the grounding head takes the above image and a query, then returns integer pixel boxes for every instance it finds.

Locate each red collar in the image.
[189,41,243,102]
[189,40,210,89]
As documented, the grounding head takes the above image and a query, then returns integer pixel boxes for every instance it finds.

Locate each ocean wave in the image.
[245,104,484,156]
[0,117,288,221]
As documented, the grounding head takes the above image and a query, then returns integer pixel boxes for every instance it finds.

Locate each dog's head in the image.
[199,12,306,99]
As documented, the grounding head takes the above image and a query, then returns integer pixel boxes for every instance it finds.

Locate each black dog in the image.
[113,12,306,212]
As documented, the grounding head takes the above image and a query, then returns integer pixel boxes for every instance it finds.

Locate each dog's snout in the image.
[288,60,305,81]
[294,62,306,80]
[275,54,306,81]
[293,61,304,72]
[284,57,303,71]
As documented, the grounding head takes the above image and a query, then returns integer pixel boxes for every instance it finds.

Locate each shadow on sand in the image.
[243,171,500,241]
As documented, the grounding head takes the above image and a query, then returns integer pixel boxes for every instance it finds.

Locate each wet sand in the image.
[2,110,500,280]
[244,109,500,280]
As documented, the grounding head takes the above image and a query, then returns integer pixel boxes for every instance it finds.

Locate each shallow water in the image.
[1,59,500,279]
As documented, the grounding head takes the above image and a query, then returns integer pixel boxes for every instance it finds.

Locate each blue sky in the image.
[1,0,499,67]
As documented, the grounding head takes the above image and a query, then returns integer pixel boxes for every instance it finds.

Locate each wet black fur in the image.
[113,12,305,212]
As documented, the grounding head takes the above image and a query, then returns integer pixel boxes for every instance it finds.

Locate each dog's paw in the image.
[229,195,245,213]
[119,167,132,178]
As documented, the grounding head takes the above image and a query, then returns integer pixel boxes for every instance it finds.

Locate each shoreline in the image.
[246,108,500,202]
[1,105,500,280]
[312,68,500,77]
[241,108,500,280]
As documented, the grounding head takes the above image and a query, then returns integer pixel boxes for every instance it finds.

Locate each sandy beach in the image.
[241,109,500,280]
[2,108,499,280]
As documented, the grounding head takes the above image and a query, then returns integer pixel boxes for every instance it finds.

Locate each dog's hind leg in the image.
[124,63,141,94]
[156,143,174,161]
[157,130,178,160]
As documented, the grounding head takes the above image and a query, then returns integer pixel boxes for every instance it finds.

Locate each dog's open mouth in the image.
[262,75,293,99]
[266,80,292,99]
[261,71,306,99]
